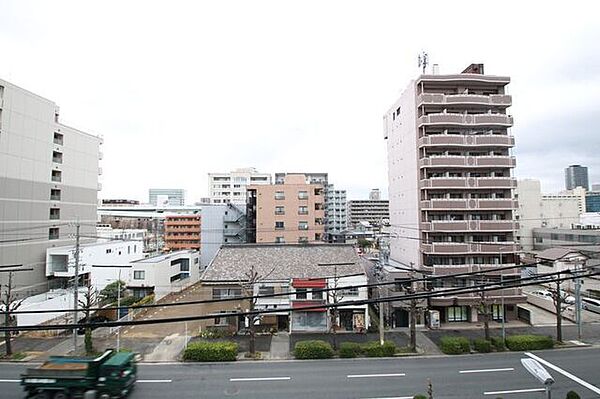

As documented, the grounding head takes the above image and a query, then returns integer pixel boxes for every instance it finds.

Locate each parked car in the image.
[77,315,111,335]
[563,295,576,305]
[582,297,600,314]
[530,290,553,300]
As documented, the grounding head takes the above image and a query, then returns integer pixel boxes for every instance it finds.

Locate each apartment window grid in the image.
[298,221,309,230]
[133,271,145,280]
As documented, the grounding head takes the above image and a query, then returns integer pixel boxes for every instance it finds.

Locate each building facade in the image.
[515,179,581,250]
[149,188,185,206]
[383,64,523,323]
[565,164,589,191]
[0,79,102,295]
[163,214,201,251]
[208,167,271,205]
[246,174,325,243]
[325,185,347,239]
[369,188,381,200]
[586,191,600,212]
[346,199,389,228]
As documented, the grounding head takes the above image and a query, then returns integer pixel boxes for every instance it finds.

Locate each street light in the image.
[521,358,554,399]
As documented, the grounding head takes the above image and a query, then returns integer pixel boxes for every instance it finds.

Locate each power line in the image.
[2,270,596,333]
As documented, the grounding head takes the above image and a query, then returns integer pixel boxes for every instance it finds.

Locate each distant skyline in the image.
[1,1,599,203]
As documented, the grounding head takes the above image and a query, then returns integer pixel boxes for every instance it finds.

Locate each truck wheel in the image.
[33,392,50,399]
[53,392,69,399]
[99,394,110,399]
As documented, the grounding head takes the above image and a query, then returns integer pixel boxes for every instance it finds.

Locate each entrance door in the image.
[394,309,409,327]
[339,311,354,331]
[277,315,289,331]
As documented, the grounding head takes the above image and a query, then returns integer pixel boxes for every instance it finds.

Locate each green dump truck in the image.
[21,349,136,399]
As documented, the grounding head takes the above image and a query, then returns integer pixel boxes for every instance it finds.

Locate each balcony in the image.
[419,155,516,169]
[417,93,512,107]
[418,134,514,148]
[164,220,200,226]
[420,198,518,211]
[420,242,520,254]
[420,220,519,232]
[419,177,516,189]
[427,263,521,275]
[165,234,199,241]
[418,113,513,127]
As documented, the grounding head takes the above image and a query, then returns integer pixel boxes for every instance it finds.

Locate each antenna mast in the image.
[417,51,429,74]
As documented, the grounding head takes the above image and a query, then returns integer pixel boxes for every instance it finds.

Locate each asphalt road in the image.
[1,348,599,398]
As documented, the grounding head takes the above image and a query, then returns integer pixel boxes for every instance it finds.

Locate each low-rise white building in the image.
[46,240,143,291]
[129,250,200,300]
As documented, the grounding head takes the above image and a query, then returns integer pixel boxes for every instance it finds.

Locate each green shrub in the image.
[472,338,492,353]
[339,342,362,358]
[490,336,506,351]
[361,341,397,357]
[439,336,470,354]
[183,341,238,362]
[505,335,553,351]
[118,296,138,307]
[134,294,155,306]
[294,340,334,359]
[566,391,581,399]
[199,328,233,339]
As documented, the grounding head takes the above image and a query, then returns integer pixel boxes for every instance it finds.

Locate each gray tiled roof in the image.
[201,244,365,282]
[536,247,585,261]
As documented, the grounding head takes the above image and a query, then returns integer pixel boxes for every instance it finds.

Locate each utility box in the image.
[428,310,440,329]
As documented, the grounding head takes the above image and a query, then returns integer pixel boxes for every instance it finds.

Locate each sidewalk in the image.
[268,332,290,359]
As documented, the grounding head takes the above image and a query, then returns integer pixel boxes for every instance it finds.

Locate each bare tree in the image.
[327,269,344,351]
[78,283,98,355]
[1,272,24,357]
[239,265,274,357]
[478,281,492,341]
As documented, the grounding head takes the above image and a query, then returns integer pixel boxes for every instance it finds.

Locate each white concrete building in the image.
[46,240,143,291]
[149,188,185,206]
[516,179,582,250]
[129,250,200,300]
[325,185,347,238]
[0,78,102,295]
[208,167,271,204]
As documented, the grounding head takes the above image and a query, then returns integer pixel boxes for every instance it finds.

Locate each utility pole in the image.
[499,248,506,345]
[409,262,417,352]
[154,218,159,254]
[73,221,81,352]
[555,274,563,344]
[379,282,384,346]
[575,262,583,341]
[117,268,121,352]
[1,271,24,356]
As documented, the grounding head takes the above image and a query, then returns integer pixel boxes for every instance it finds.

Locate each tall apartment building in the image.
[208,167,271,205]
[325,185,347,238]
[246,174,325,243]
[149,188,185,206]
[347,199,389,228]
[0,79,101,295]
[383,64,524,323]
[515,180,581,250]
[163,214,201,251]
[565,164,589,191]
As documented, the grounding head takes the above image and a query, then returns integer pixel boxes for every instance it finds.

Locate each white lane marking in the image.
[347,373,406,378]
[460,367,514,374]
[0,379,19,383]
[525,352,600,395]
[137,379,173,383]
[230,376,291,382]
[484,388,545,395]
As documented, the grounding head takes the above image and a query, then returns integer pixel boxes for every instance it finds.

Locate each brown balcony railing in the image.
[418,134,515,147]
[417,93,511,107]
[421,199,518,210]
[419,155,516,168]
[419,177,517,189]
[418,113,513,127]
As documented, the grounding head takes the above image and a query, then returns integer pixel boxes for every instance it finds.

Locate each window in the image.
[275,221,285,230]
[298,191,308,200]
[52,151,63,164]
[50,189,61,201]
[51,170,62,182]
[298,236,308,244]
[298,221,308,230]
[214,311,234,326]
[447,306,468,322]
[48,227,59,240]
[298,206,308,215]
[106,248,112,254]
[491,304,504,321]
[295,288,308,299]
[49,208,60,220]
[275,206,285,215]
[312,289,323,300]
[212,288,242,299]
[275,237,285,243]
[127,246,131,254]
[275,191,285,200]
[53,132,64,145]
[259,285,274,296]
[292,311,327,331]
[134,271,145,280]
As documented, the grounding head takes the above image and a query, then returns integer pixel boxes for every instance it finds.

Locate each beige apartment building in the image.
[246,174,325,243]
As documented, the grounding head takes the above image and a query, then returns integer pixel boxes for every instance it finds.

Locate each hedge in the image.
[182,341,238,362]
[294,340,334,359]
[361,341,397,357]
[472,339,492,353]
[490,336,506,351]
[439,336,470,354]
[339,342,362,358]
[505,335,554,351]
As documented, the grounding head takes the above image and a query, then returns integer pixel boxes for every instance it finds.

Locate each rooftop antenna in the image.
[418,51,429,74]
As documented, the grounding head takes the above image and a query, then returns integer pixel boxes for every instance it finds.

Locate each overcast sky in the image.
[1,1,599,203]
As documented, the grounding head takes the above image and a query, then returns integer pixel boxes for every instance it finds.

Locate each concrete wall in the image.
[385,80,421,267]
